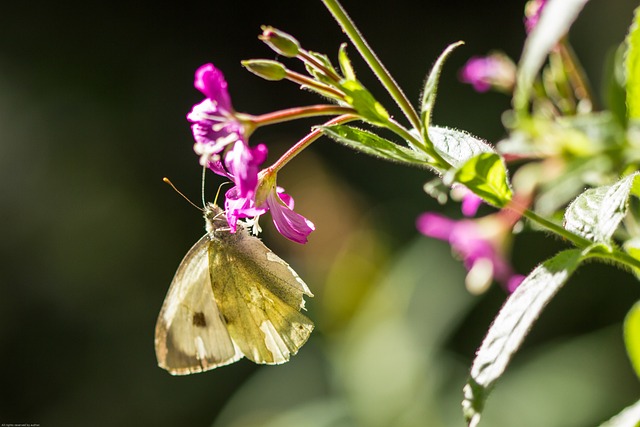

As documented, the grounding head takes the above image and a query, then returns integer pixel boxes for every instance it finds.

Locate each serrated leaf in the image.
[598,398,640,427]
[338,43,355,81]
[321,124,430,166]
[420,41,464,130]
[340,80,389,126]
[462,249,584,427]
[624,301,640,380]
[514,0,590,113]
[454,153,512,208]
[428,125,495,169]
[564,173,637,244]
[626,6,640,120]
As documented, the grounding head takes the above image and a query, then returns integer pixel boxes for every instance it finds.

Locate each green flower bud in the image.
[259,26,300,58]
[242,59,287,81]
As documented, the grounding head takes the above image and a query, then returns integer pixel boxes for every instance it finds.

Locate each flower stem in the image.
[248,105,356,127]
[321,0,422,132]
[522,208,592,247]
[385,118,449,170]
[298,49,342,83]
[285,69,347,99]
[522,208,640,272]
[269,114,357,173]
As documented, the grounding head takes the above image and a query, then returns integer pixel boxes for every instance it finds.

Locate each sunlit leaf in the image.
[514,0,590,113]
[420,41,464,130]
[462,249,584,427]
[338,43,356,81]
[340,80,389,126]
[321,124,430,166]
[597,398,640,427]
[564,173,637,244]
[626,5,640,120]
[454,153,512,208]
[428,125,494,169]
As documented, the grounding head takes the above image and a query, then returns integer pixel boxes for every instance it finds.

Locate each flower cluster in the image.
[417,188,524,294]
[187,63,314,243]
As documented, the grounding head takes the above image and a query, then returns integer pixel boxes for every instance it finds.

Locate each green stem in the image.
[247,105,356,128]
[523,208,640,272]
[385,118,449,170]
[595,250,640,273]
[321,0,422,132]
[269,114,357,173]
[522,209,592,247]
[286,70,347,99]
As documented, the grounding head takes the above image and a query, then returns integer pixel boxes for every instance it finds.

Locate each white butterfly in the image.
[155,204,314,375]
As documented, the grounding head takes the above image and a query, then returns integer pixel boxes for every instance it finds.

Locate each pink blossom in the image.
[525,0,548,33]
[187,63,245,160]
[416,213,524,293]
[459,54,516,94]
[224,179,314,244]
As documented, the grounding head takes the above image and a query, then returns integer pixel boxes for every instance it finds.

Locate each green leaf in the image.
[624,301,640,380]
[420,41,464,130]
[564,173,638,244]
[597,398,640,427]
[321,124,430,166]
[454,153,512,208]
[428,126,495,169]
[626,5,640,120]
[338,43,355,81]
[462,249,584,427]
[514,0,590,113]
[340,80,389,126]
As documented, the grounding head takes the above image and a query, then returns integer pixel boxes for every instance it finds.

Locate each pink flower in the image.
[224,174,314,244]
[416,213,523,293]
[452,186,484,217]
[224,141,268,199]
[524,0,548,33]
[188,63,266,198]
[459,53,516,94]
[188,64,245,159]
[265,188,315,244]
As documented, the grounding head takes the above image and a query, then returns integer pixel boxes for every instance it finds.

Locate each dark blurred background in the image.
[1,1,640,426]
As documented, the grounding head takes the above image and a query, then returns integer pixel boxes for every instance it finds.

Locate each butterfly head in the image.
[203,203,231,234]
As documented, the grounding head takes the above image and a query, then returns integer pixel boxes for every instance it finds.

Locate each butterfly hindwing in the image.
[208,230,314,364]
[155,235,242,375]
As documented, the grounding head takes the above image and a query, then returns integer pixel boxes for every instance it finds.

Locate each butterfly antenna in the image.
[163,177,203,211]
[213,181,231,207]
[200,166,207,208]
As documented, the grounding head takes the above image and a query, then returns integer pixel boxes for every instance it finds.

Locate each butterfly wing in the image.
[209,231,314,364]
[155,235,242,375]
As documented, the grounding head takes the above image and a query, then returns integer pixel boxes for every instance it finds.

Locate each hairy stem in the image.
[321,0,422,132]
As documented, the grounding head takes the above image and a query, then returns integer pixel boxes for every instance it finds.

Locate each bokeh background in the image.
[2,0,640,426]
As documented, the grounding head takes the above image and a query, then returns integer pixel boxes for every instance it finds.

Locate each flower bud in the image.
[242,59,287,81]
[259,26,300,58]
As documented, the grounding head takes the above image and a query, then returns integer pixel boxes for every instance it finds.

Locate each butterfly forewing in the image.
[155,235,242,375]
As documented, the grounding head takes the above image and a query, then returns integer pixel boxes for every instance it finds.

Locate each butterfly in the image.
[155,203,314,375]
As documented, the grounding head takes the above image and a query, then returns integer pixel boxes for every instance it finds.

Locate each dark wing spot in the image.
[192,312,207,328]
